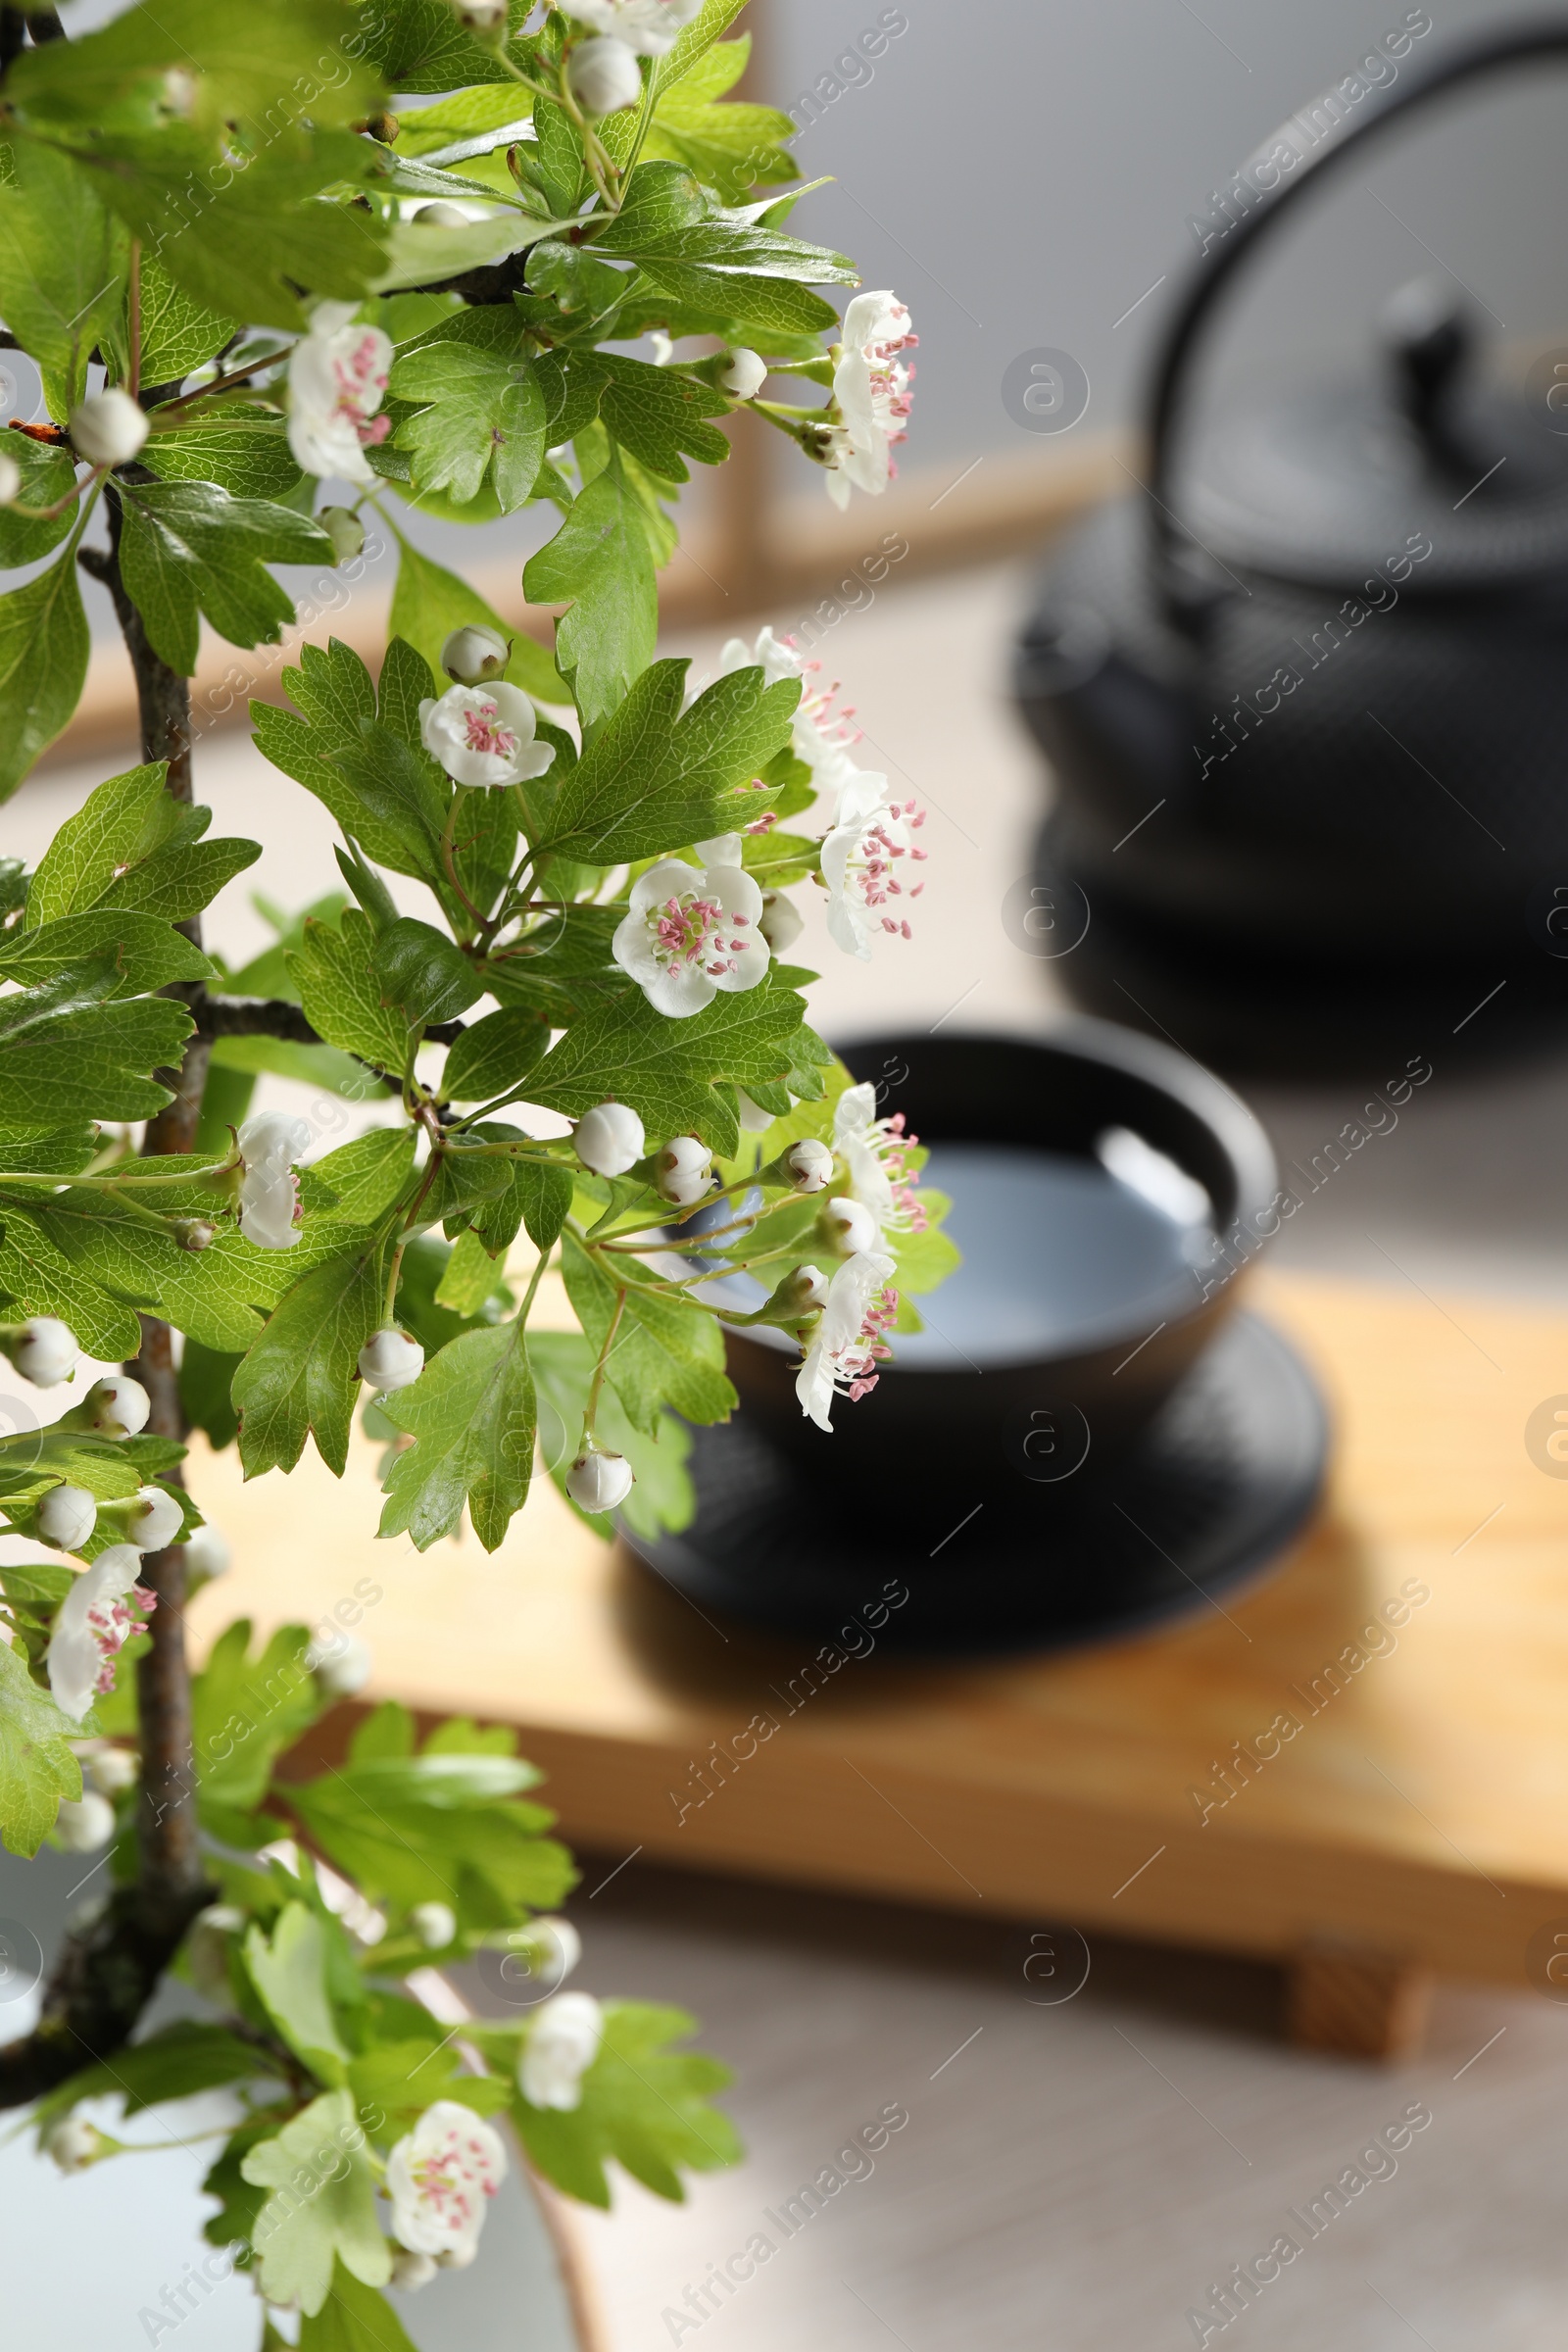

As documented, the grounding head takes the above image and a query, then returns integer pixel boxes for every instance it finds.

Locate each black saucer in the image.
[621,1310,1329,1655]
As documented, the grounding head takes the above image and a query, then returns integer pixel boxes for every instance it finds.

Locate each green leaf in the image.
[529,981,815,1159]
[523,452,656,728]
[0,973,192,1137]
[377,1319,535,1551]
[439,1009,547,1104]
[594,352,731,483]
[319,720,453,897]
[244,1903,352,2087]
[128,252,236,386]
[371,915,482,1029]
[360,0,537,92]
[389,340,547,510]
[253,644,425,882]
[640,36,798,201]
[0,139,128,411]
[561,1235,734,1436]
[142,408,305,501]
[509,2000,739,2207]
[531,656,797,863]
[388,538,567,705]
[118,481,331,675]
[289,908,414,1074]
[242,2086,391,2317]
[0,552,90,801]
[234,1230,389,1478]
[100,832,262,923]
[0,1208,142,1360]
[178,1335,242,1450]
[0,909,213,994]
[24,761,171,926]
[193,1619,324,1815]
[28,2023,269,2141]
[0,435,78,567]
[432,1225,509,1315]
[0,1636,81,1858]
[299,1129,417,1226]
[298,2267,419,2352]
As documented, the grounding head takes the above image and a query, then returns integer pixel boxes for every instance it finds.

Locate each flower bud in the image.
[564,1450,634,1513]
[785,1262,831,1314]
[720,347,767,400]
[69,387,149,467]
[237,1110,310,1251]
[414,200,472,229]
[533,1915,582,1982]
[358,1328,425,1394]
[657,1134,712,1208]
[411,1900,457,1950]
[0,450,19,506]
[37,1484,96,1550]
[54,1792,116,1852]
[441,623,510,685]
[83,1745,138,1798]
[180,1521,232,1582]
[575,1100,645,1177]
[307,1630,372,1698]
[4,1314,78,1388]
[172,1216,216,1251]
[736,1090,774,1133]
[820,1195,880,1255]
[448,0,508,30]
[44,2116,107,2174]
[63,1375,150,1439]
[520,1989,604,2112]
[759,890,804,954]
[187,1902,245,2001]
[319,505,365,564]
[122,1485,184,1552]
[567,34,643,115]
[787,1138,834,1193]
[391,2249,439,2293]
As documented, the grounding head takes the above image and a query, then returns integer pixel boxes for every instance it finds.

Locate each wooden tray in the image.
[190,1272,1568,2060]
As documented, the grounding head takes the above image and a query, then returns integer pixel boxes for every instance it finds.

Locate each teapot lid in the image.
[1175,279,1568,592]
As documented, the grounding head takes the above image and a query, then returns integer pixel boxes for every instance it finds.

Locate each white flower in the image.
[287,300,393,485]
[82,1744,138,1797]
[656,1135,712,1208]
[53,1792,117,1851]
[567,33,643,113]
[306,1630,372,1698]
[257,1836,304,1877]
[123,1485,184,1553]
[43,2117,107,2173]
[820,771,927,957]
[37,1484,96,1551]
[531,1916,582,1984]
[411,1901,458,1950]
[358,1329,425,1394]
[441,624,510,685]
[47,1545,155,1723]
[716,625,863,804]
[5,1314,78,1387]
[390,2249,439,2293]
[0,450,19,505]
[820,1195,879,1256]
[520,1990,604,2110]
[180,1521,231,1581]
[418,681,556,787]
[832,1082,927,1232]
[557,0,703,57]
[612,855,768,1018]
[822,289,915,511]
[70,1374,150,1438]
[759,891,804,954]
[721,348,767,399]
[565,1449,634,1512]
[70,387,149,467]
[787,1137,834,1194]
[575,1101,646,1177]
[386,2101,508,2264]
[795,1250,898,1432]
[236,1111,310,1250]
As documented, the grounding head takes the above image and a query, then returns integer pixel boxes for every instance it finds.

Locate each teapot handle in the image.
[1147,19,1568,635]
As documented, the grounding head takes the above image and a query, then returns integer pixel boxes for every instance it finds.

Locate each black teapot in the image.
[1016,22,1568,1071]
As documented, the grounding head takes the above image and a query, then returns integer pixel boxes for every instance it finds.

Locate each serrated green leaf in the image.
[0,139,128,411]
[509,2000,739,2207]
[244,1903,351,2088]
[193,1618,323,1814]
[243,2086,391,2317]
[528,981,814,1158]
[0,552,90,802]
[388,538,567,704]
[0,1635,81,1858]
[0,435,78,567]
[389,340,546,510]
[0,1208,143,1360]
[439,1008,547,1104]
[530,1328,695,1543]
[531,656,796,863]
[127,251,236,387]
[595,351,731,482]
[377,1319,535,1551]
[234,1230,388,1478]
[298,2266,419,2352]
[371,915,482,1029]
[298,1129,417,1226]
[24,761,171,927]
[561,1235,734,1436]
[118,480,331,675]
[289,908,414,1074]
[0,979,191,1136]
[0,909,213,994]
[100,833,261,923]
[523,451,655,728]
[142,408,305,501]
